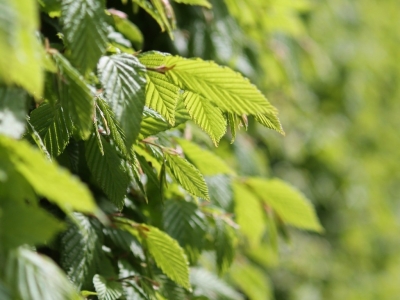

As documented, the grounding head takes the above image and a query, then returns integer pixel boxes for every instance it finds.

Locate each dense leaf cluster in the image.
[0,0,322,299]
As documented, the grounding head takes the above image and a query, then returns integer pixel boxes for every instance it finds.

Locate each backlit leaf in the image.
[233,181,265,247]
[165,153,209,200]
[246,178,323,232]
[177,138,234,175]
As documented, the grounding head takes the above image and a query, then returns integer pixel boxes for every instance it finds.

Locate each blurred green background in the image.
[149,0,400,298]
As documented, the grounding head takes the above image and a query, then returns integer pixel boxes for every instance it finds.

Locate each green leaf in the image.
[131,0,175,36]
[29,103,72,157]
[0,135,97,213]
[61,0,108,73]
[214,218,236,275]
[205,175,233,210]
[226,112,242,143]
[60,213,102,289]
[0,87,27,139]
[85,134,130,209]
[181,91,227,145]
[165,153,209,200]
[139,52,281,133]
[109,10,144,49]
[96,97,129,158]
[139,104,189,138]
[0,199,64,250]
[117,220,191,290]
[98,54,147,147]
[4,248,81,300]
[246,178,323,232]
[0,0,43,96]
[0,281,12,300]
[173,0,211,8]
[233,181,265,247]
[177,138,234,175]
[145,71,180,125]
[254,113,284,135]
[229,262,272,300]
[190,267,243,300]
[93,274,123,300]
[53,53,94,139]
[163,200,207,263]
[143,225,191,290]
[136,152,160,188]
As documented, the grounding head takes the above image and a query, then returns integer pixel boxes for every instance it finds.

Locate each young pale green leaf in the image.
[138,52,281,134]
[163,200,207,263]
[0,135,97,214]
[0,87,27,139]
[173,0,211,8]
[229,262,272,300]
[85,134,130,209]
[143,225,191,290]
[0,199,64,250]
[165,153,210,200]
[164,55,277,115]
[60,213,102,289]
[214,218,236,275]
[177,138,234,175]
[190,267,243,300]
[227,112,242,143]
[233,181,265,247]
[254,113,284,135]
[117,220,191,290]
[98,54,147,147]
[181,91,227,145]
[29,103,72,157]
[93,274,124,300]
[53,53,94,139]
[145,71,180,125]
[0,0,43,97]
[4,248,81,300]
[61,0,108,73]
[246,178,323,232]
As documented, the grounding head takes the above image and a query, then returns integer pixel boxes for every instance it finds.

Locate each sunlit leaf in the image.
[246,178,323,232]
[98,54,147,147]
[165,153,209,200]
[0,136,97,214]
[4,248,81,300]
[0,0,43,96]
[233,181,265,247]
[145,71,180,125]
[61,0,108,73]
[93,274,123,300]
[177,138,234,175]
